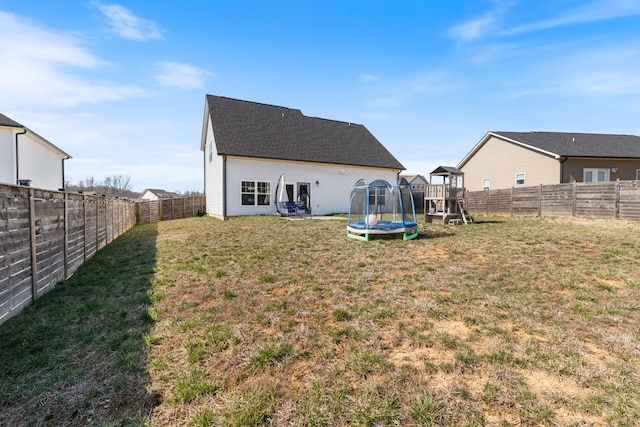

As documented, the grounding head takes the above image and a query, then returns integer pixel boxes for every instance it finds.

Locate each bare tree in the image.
[111,175,132,195]
[65,175,137,198]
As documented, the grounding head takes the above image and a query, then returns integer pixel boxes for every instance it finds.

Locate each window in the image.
[482,178,490,191]
[208,142,213,162]
[257,181,270,205]
[454,176,463,188]
[515,173,525,185]
[241,181,255,205]
[241,181,270,206]
[636,169,640,180]
[368,187,386,206]
[583,168,610,182]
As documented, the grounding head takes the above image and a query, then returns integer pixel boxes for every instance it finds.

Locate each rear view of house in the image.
[201,95,405,218]
[0,113,71,191]
[458,131,640,191]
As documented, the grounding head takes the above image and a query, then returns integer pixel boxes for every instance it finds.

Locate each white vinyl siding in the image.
[16,133,65,190]
[0,129,14,184]
[224,156,399,216]
[203,119,225,218]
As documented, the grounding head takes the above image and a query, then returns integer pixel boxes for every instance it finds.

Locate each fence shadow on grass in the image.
[470,218,506,224]
[0,223,160,426]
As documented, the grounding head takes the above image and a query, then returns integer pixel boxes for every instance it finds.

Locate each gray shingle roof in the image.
[205,95,404,170]
[0,113,24,128]
[494,131,640,158]
[431,166,463,175]
[0,113,71,158]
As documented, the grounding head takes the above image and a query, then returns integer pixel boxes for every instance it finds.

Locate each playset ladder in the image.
[456,197,474,224]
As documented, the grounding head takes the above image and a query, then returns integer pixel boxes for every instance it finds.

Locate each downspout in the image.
[61,158,66,191]
[559,156,568,183]
[15,127,27,185]
[222,154,227,219]
[202,146,207,211]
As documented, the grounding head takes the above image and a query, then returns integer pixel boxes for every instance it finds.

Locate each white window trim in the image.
[257,181,271,206]
[515,173,525,185]
[241,180,271,206]
[583,168,610,182]
[241,181,255,206]
[482,178,490,191]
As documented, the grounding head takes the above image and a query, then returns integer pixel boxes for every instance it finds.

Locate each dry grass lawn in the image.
[147,215,640,426]
[1,214,639,426]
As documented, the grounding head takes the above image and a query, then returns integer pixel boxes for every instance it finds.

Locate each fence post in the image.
[64,192,69,278]
[615,180,620,219]
[95,197,99,250]
[538,184,542,217]
[83,195,87,262]
[572,182,577,217]
[29,188,38,302]
[510,187,514,216]
[104,197,108,246]
[485,189,489,215]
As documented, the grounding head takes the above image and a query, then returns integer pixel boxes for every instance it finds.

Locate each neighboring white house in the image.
[400,174,428,193]
[0,113,71,191]
[201,95,405,218]
[138,189,180,200]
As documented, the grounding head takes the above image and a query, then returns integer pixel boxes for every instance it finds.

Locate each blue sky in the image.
[1,1,640,193]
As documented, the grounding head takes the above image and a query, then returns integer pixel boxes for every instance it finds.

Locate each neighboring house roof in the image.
[0,113,23,128]
[400,174,428,184]
[139,189,180,199]
[0,112,71,159]
[459,131,640,169]
[203,95,404,170]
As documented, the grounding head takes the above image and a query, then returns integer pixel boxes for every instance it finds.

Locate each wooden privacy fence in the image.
[135,196,205,224]
[0,184,137,325]
[467,180,640,219]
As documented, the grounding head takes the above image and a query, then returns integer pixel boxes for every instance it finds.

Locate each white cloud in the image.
[467,43,518,66]
[45,112,202,192]
[450,14,496,42]
[505,45,640,97]
[503,0,640,36]
[408,71,455,94]
[153,62,210,89]
[0,12,145,109]
[449,0,517,42]
[359,74,379,82]
[366,70,455,108]
[0,12,102,68]
[94,2,164,41]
